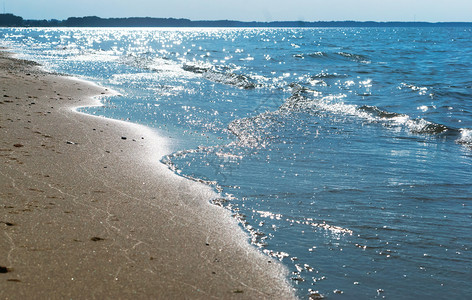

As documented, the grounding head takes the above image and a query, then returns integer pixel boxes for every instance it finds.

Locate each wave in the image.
[120,55,260,89]
[203,71,258,89]
[293,51,326,59]
[400,83,432,97]
[457,128,472,145]
[119,53,155,70]
[228,112,282,148]
[161,147,227,192]
[358,105,449,134]
[293,51,370,64]
[118,53,197,81]
[282,86,452,135]
[228,85,464,149]
[181,63,210,74]
[336,51,371,64]
[311,72,348,79]
[183,62,259,89]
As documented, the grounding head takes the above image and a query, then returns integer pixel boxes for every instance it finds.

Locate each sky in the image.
[4,0,472,22]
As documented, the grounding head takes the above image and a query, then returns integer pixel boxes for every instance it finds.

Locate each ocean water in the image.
[1,27,471,299]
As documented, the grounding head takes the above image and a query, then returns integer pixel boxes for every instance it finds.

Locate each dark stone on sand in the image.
[13,143,24,148]
[3,94,9,97]
[0,266,9,273]
[121,136,127,140]
[233,290,244,294]
[91,237,105,242]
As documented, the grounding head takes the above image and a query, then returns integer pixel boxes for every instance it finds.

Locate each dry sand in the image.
[0,49,295,299]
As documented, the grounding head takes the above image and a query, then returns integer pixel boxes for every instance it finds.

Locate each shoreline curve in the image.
[0,48,295,299]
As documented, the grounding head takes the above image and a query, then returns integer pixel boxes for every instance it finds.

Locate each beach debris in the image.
[1,221,15,226]
[121,136,127,140]
[0,266,10,273]
[90,237,105,242]
[66,141,77,145]
[233,290,244,294]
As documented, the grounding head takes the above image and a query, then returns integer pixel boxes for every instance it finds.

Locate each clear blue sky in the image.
[4,0,472,22]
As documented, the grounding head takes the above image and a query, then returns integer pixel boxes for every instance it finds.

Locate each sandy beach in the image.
[0,49,294,299]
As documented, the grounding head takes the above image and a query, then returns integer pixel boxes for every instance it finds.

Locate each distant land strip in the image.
[1,14,472,28]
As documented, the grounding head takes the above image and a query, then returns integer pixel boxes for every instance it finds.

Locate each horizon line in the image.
[1,13,472,24]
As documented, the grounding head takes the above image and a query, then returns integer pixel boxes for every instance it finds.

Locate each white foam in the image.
[458,128,472,145]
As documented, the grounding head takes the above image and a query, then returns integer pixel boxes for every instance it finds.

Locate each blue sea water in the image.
[1,27,471,299]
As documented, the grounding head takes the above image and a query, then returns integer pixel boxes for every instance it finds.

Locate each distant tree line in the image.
[1,13,471,28]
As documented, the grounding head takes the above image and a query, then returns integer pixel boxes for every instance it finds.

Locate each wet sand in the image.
[0,49,295,299]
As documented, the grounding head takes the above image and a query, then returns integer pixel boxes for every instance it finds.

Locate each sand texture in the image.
[0,50,295,299]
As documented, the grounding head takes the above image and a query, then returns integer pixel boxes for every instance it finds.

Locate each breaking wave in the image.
[457,128,472,146]
[336,51,371,64]
[228,86,464,148]
[183,62,259,89]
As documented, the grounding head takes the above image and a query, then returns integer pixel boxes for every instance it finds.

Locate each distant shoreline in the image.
[1,13,472,28]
